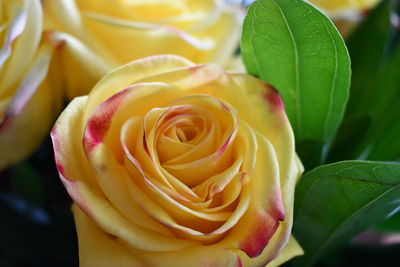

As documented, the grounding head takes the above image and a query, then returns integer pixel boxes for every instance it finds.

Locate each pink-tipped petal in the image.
[239,211,282,258]
[262,85,284,113]
[83,87,132,151]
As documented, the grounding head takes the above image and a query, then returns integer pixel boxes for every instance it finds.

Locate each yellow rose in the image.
[0,0,62,170]
[42,0,242,99]
[308,0,379,15]
[307,0,381,36]
[51,55,303,267]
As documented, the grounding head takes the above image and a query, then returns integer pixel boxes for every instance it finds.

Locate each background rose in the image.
[307,0,381,36]
[0,0,62,170]
[42,0,242,99]
[51,55,303,267]
[308,0,380,16]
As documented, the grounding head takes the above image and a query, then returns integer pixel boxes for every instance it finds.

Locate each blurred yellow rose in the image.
[308,0,381,36]
[308,0,379,15]
[42,0,242,99]
[51,55,303,267]
[0,0,62,170]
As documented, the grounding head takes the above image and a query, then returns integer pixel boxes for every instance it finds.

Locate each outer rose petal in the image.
[73,205,146,267]
[237,155,304,266]
[267,237,303,267]
[46,31,116,98]
[74,189,263,265]
[229,73,299,187]
[0,8,26,69]
[0,41,61,170]
[51,97,95,186]
[58,171,198,252]
[0,0,42,91]
[74,205,242,267]
[75,205,243,267]
[84,55,193,115]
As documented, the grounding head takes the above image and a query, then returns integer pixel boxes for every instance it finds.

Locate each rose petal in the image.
[0,40,59,170]
[83,87,133,152]
[265,236,303,267]
[51,96,97,186]
[196,3,242,65]
[1,42,55,121]
[60,164,199,252]
[151,105,216,164]
[229,73,299,189]
[85,55,194,113]
[0,0,42,92]
[160,97,238,186]
[84,12,215,50]
[192,155,243,199]
[162,95,237,164]
[74,204,241,267]
[162,131,235,186]
[83,82,188,166]
[199,172,244,213]
[127,151,234,223]
[122,116,200,201]
[228,75,304,262]
[208,132,285,260]
[235,120,258,179]
[72,205,154,267]
[137,63,224,92]
[46,31,115,98]
[84,141,175,237]
[209,185,250,236]
[0,8,27,69]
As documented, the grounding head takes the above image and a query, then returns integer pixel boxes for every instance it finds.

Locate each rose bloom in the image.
[308,0,381,36]
[0,0,61,170]
[42,0,242,99]
[51,55,303,267]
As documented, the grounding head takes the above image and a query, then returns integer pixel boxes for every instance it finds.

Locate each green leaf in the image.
[241,0,351,166]
[295,140,326,171]
[375,210,400,232]
[329,0,400,162]
[347,40,400,161]
[327,115,372,162]
[293,161,400,266]
[345,0,396,110]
